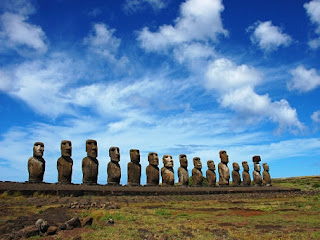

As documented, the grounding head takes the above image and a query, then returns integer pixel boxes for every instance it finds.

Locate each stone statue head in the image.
[242,161,249,171]
[86,139,97,158]
[193,157,202,170]
[254,163,261,172]
[130,149,140,164]
[219,150,229,164]
[61,140,72,157]
[207,160,215,170]
[252,155,261,163]
[263,163,269,171]
[33,142,44,158]
[109,146,120,162]
[148,152,159,166]
[232,162,240,171]
[179,154,188,168]
[163,155,173,168]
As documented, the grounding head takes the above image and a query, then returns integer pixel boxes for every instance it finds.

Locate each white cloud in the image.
[287,65,320,93]
[304,0,320,49]
[137,0,227,51]
[173,43,216,64]
[308,37,320,49]
[248,21,292,52]
[311,110,320,123]
[0,12,48,54]
[123,0,167,13]
[0,0,35,16]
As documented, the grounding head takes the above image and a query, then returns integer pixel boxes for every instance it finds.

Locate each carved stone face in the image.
[193,157,202,169]
[130,149,140,163]
[109,147,120,162]
[219,150,229,164]
[86,139,97,158]
[242,161,249,171]
[163,155,173,168]
[254,163,261,172]
[179,154,188,168]
[61,140,72,157]
[148,152,159,166]
[232,162,240,171]
[207,160,215,170]
[33,142,44,158]
[263,163,269,171]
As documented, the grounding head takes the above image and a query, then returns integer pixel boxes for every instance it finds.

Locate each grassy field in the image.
[0,176,319,240]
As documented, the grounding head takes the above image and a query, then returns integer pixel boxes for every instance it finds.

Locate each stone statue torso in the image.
[192,168,203,186]
[107,161,121,185]
[82,157,98,184]
[161,167,174,186]
[253,170,262,186]
[28,157,45,183]
[206,169,216,186]
[146,165,159,186]
[57,156,73,184]
[178,167,189,186]
[127,162,141,186]
[263,170,271,186]
[218,162,230,186]
[232,170,241,186]
[242,171,251,186]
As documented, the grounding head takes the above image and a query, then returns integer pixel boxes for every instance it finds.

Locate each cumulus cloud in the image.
[304,0,320,49]
[137,0,227,51]
[123,0,167,13]
[287,65,320,93]
[248,21,292,52]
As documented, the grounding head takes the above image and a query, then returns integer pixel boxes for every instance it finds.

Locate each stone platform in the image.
[0,181,300,196]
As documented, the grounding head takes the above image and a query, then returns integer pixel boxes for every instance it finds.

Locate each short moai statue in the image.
[82,139,98,185]
[146,152,159,186]
[161,155,174,186]
[107,147,121,186]
[252,156,262,186]
[57,140,73,184]
[192,157,203,186]
[206,160,216,187]
[178,154,189,186]
[218,150,230,186]
[28,142,45,183]
[127,149,141,186]
[242,161,251,186]
[232,162,241,186]
[262,163,272,186]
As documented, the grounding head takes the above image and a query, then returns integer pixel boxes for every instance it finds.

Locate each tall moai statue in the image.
[57,140,73,184]
[107,147,121,186]
[161,155,174,186]
[146,152,159,186]
[28,142,45,183]
[206,160,216,187]
[232,162,241,186]
[127,149,141,186]
[82,139,98,185]
[192,157,203,186]
[178,154,189,186]
[252,155,262,186]
[242,161,251,186]
[262,163,272,186]
[218,150,230,186]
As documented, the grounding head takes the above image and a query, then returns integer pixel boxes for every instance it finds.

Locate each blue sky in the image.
[0,0,320,185]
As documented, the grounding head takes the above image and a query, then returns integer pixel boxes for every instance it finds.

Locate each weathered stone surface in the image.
[81,217,93,227]
[232,162,241,186]
[82,140,98,185]
[35,218,49,233]
[192,157,203,186]
[242,161,251,186]
[46,226,58,235]
[65,217,81,230]
[107,147,121,185]
[206,160,216,187]
[263,163,272,186]
[127,149,141,186]
[17,225,39,238]
[146,152,159,186]
[161,155,174,186]
[57,140,73,184]
[218,150,230,186]
[178,154,189,186]
[28,142,45,183]
[252,157,262,186]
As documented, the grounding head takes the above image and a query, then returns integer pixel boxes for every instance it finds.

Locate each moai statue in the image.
[242,161,251,186]
[146,152,159,186]
[28,142,45,183]
[57,140,73,184]
[192,157,203,186]
[252,155,262,186]
[206,160,216,187]
[262,163,272,186]
[161,155,174,186]
[82,139,98,185]
[107,147,121,186]
[178,154,189,186]
[218,150,230,186]
[232,162,241,186]
[127,149,141,186]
